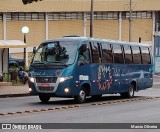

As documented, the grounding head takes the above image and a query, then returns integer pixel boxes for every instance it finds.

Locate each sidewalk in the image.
[0,76,160,98]
[0,84,29,98]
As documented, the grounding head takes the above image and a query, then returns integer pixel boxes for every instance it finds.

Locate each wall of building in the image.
[0,18,153,48]
[121,19,152,42]
[90,20,119,40]
[48,20,83,39]
[6,21,45,47]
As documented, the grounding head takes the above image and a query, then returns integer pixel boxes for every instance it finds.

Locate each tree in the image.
[22,0,42,5]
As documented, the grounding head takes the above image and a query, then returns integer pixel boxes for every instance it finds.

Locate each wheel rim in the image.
[129,86,134,97]
[79,90,85,101]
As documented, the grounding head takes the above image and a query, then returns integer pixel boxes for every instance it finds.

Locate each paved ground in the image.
[0,84,29,97]
[0,75,160,97]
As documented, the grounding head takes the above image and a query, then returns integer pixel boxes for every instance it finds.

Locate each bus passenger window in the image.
[113,45,124,64]
[141,47,151,64]
[123,45,132,64]
[132,46,142,64]
[78,44,90,65]
[102,43,113,63]
[91,43,101,63]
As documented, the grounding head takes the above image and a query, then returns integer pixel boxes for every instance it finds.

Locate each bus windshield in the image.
[32,40,78,65]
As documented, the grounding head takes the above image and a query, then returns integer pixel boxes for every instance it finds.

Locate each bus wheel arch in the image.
[120,82,136,98]
[74,83,90,103]
[131,81,137,92]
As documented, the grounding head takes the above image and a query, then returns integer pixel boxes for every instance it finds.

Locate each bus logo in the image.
[43,78,48,82]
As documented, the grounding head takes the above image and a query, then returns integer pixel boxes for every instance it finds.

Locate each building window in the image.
[0,13,2,21]
[48,12,83,20]
[87,12,118,20]
[6,12,45,21]
[6,13,11,21]
[123,11,152,19]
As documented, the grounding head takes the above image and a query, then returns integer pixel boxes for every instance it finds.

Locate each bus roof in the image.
[42,36,151,47]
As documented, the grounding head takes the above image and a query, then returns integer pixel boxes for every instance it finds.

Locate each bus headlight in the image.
[29,88,32,92]
[64,88,70,93]
[29,77,35,83]
[59,76,73,83]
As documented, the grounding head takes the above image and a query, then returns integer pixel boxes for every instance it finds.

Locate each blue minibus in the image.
[28,36,153,103]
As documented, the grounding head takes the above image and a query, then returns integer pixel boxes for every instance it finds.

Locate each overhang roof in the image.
[0,40,26,48]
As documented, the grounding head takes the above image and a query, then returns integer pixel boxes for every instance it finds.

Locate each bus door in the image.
[77,42,92,89]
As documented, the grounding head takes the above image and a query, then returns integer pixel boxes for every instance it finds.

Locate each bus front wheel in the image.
[120,84,135,98]
[74,88,87,103]
[39,95,50,103]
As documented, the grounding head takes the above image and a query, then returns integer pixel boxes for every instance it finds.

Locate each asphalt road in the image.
[0,84,160,131]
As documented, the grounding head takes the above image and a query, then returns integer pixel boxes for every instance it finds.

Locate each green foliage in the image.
[22,0,42,5]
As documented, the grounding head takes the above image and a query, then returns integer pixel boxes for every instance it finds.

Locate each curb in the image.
[0,93,30,98]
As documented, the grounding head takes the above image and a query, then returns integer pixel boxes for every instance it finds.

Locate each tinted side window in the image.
[91,42,101,63]
[123,45,133,64]
[132,46,142,64]
[78,43,90,65]
[102,43,113,63]
[141,47,151,64]
[113,45,124,64]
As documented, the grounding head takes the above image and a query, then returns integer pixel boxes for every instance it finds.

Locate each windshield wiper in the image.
[46,61,68,66]
[32,61,50,68]
[32,62,45,64]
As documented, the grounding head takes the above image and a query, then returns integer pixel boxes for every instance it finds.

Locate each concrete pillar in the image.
[45,12,48,40]
[152,11,155,57]
[83,13,87,37]
[3,13,6,40]
[118,12,122,41]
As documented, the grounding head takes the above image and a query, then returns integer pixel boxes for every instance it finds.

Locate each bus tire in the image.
[74,88,86,103]
[39,95,50,103]
[120,84,135,98]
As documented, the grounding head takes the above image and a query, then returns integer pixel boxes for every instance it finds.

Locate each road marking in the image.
[0,96,160,117]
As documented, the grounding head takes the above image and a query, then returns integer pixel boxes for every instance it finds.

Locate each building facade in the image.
[0,0,160,72]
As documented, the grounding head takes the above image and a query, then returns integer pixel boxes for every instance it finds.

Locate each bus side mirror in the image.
[33,47,36,54]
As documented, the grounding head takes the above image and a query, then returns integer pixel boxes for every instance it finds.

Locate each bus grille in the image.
[36,77,57,83]
[38,86,54,92]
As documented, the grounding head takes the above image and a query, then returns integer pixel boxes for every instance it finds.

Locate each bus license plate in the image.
[40,83,50,87]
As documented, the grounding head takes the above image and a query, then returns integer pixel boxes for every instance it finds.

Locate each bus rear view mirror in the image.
[33,47,36,54]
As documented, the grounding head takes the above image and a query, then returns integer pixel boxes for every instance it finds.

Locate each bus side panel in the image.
[76,63,153,96]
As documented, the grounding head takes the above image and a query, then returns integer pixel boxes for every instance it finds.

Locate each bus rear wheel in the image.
[74,88,86,103]
[39,95,50,103]
[120,84,135,98]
